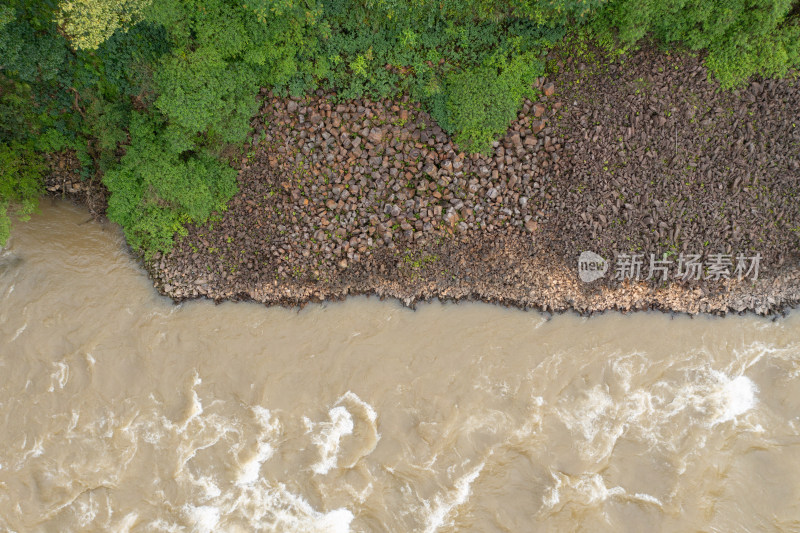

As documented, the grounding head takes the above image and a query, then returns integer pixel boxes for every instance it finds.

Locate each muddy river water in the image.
[1,201,799,532]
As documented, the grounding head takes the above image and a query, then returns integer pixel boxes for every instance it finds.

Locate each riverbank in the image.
[48,45,800,315]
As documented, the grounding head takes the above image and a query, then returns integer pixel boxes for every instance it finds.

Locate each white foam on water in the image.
[147,518,183,532]
[156,440,357,531]
[183,504,220,533]
[541,470,563,508]
[10,324,25,342]
[74,497,99,528]
[555,385,629,462]
[461,410,511,436]
[65,411,79,433]
[571,473,624,506]
[115,512,140,532]
[310,508,354,533]
[344,480,375,504]
[563,386,615,442]
[195,475,222,500]
[423,462,484,533]
[711,373,758,425]
[236,407,279,486]
[48,361,69,392]
[180,373,205,432]
[310,406,354,475]
[510,395,545,441]
[306,391,379,475]
[542,486,560,508]
[237,441,274,486]
[551,351,766,468]
[337,391,378,424]
[225,481,354,532]
[336,391,380,469]
[267,483,354,533]
[145,383,355,532]
[136,408,167,445]
[16,437,44,468]
[252,405,275,426]
[633,492,663,506]
[542,472,631,511]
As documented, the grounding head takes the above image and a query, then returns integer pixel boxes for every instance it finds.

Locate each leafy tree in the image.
[433,53,544,153]
[592,0,800,88]
[104,114,237,253]
[99,0,328,252]
[57,0,152,50]
[0,142,45,245]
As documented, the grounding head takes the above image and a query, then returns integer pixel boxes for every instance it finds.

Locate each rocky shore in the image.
[51,45,800,315]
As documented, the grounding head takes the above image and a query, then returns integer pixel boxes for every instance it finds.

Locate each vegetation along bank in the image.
[2,0,800,314]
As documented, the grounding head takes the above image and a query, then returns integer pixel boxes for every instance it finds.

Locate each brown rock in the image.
[424,163,438,178]
[542,82,555,97]
[368,127,384,144]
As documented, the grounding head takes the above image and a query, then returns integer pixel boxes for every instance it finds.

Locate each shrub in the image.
[56,0,153,50]
[0,141,45,245]
[104,114,237,254]
[154,52,259,147]
[592,0,800,88]
[433,53,544,153]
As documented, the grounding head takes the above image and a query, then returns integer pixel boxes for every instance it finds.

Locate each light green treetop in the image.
[57,0,152,50]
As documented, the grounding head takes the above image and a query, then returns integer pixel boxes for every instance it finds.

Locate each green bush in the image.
[104,114,237,254]
[153,52,259,147]
[316,2,562,99]
[592,0,800,88]
[434,54,544,153]
[57,0,152,51]
[0,141,45,245]
[315,4,560,152]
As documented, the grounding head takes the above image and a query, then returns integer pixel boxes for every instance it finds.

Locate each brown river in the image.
[1,201,799,532]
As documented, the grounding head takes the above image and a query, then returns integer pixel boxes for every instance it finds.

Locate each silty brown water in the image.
[1,201,799,532]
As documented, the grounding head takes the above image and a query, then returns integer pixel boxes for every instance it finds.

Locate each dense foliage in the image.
[57,0,153,50]
[592,0,800,88]
[0,0,798,250]
[0,141,45,245]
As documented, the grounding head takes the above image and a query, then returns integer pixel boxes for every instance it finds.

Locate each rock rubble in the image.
[53,45,800,316]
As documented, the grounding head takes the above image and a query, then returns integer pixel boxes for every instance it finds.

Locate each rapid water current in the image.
[1,202,799,532]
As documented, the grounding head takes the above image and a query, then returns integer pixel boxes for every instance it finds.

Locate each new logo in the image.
[578,251,608,282]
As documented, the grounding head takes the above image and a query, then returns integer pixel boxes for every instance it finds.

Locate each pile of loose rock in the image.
[44,152,108,218]
[246,76,564,255]
[141,45,800,314]
[546,44,800,274]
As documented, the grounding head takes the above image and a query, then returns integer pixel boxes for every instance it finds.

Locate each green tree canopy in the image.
[57,0,152,50]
